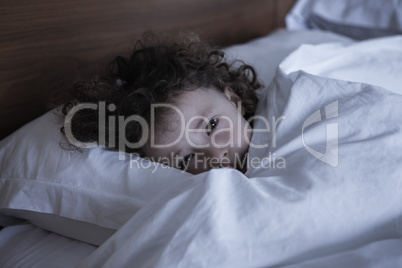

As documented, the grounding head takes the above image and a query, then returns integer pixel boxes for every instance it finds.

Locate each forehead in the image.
[174,87,223,106]
[155,88,221,135]
[167,87,225,117]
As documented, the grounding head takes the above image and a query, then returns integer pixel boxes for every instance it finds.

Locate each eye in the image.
[179,153,194,170]
[206,118,218,135]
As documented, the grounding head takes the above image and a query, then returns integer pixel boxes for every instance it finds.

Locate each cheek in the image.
[217,115,251,148]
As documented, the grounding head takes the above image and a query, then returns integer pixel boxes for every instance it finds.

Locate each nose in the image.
[202,146,232,168]
[206,126,231,160]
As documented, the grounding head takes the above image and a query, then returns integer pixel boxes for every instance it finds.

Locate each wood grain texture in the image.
[0,0,295,140]
[274,0,297,28]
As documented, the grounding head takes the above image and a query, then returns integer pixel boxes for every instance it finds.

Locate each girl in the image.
[61,33,262,174]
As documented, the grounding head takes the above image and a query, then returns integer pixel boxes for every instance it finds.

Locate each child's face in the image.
[143,87,252,174]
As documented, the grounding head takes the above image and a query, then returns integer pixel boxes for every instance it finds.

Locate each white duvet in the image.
[77,38,402,267]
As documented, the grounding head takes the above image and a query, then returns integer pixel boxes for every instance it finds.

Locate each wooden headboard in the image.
[0,0,296,140]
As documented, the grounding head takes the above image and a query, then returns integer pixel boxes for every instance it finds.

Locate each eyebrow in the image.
[188,106,214,131]
[194,117,207,131]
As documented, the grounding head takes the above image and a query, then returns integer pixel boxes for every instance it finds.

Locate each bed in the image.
[1,0,402,267]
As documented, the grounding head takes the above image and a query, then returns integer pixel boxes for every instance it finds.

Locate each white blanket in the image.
[279,35,402,95]
[77,66,402,267]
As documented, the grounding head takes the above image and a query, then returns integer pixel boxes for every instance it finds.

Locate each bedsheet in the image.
[77,68,402,267]
[0,223,96,268]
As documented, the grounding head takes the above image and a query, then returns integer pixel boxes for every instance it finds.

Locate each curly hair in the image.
[60,33,262,155]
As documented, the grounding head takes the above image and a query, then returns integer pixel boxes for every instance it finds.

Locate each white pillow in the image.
[0,110,191,245]
[0,30,352,246]
[286,0,402,40]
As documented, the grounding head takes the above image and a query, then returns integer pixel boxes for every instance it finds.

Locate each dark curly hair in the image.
[60,33,261,156]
